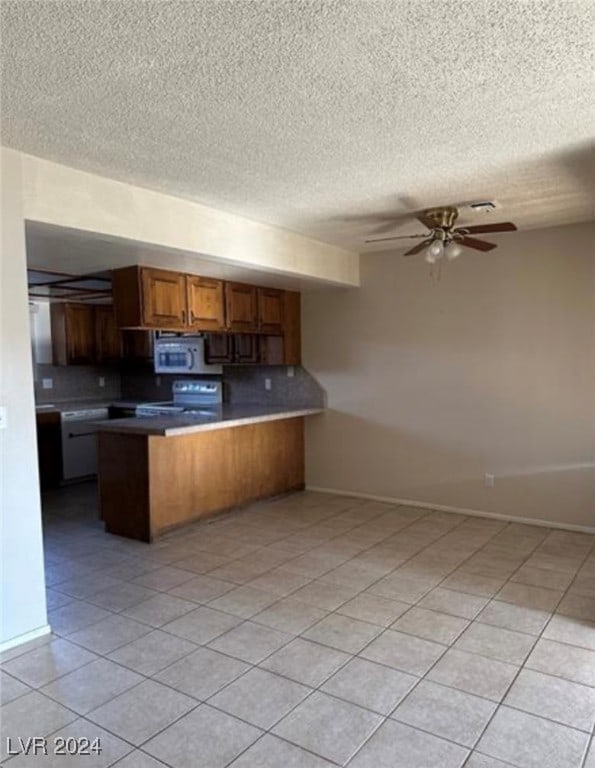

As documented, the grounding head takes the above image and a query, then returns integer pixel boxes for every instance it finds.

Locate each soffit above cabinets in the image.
[25,221,335,293]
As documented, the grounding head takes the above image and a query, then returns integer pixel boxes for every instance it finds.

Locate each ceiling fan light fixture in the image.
[425,240,444,263]
[446,242,463,260]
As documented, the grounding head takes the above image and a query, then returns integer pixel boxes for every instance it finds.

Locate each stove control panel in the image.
[172,379,223,407]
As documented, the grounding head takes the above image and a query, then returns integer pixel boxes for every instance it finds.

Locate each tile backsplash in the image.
[34,364,121,403]
[34,358,324,409]
[120,364,325,407]
[223,365,325,407]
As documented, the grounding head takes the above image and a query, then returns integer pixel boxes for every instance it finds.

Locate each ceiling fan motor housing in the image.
[425,206,459,230]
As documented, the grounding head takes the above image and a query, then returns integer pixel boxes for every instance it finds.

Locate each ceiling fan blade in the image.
[368,217,419,236]
[415,213,438,230]
[458,236,497,252]
[458,222,517,235]
[338,213,405,225]
[365,233,428,244]
[404,239,433,256]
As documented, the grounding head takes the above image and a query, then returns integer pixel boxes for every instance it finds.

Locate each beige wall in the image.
[0,148,48,648]
[303,222,595,529]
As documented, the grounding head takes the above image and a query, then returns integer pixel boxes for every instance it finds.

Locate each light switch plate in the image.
[264,378,272,391]
[99,377,106,387]
[0,406,6,430]
[42,378,53,389]
[287,366,295,377]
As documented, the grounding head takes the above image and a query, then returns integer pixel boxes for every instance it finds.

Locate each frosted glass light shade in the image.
[447,242,463,260]
[425,240,444,264]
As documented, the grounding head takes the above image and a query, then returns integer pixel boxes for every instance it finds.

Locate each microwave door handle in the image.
[187,349,195,370]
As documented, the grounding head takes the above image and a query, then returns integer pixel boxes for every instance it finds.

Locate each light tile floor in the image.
[2,482,595,767]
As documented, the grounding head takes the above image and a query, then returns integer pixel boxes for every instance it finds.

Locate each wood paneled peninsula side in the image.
[96,406,321,542]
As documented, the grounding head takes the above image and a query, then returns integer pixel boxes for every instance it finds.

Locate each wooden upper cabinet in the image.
[205,333,260,364]
[51,303,124,365]
[141,268,187,328]
[112,266,301,366]
[186,276,226,331]
[257,288,284,335]
[51,303,96,365]
[225,282,258,332]
[94,305,122,363]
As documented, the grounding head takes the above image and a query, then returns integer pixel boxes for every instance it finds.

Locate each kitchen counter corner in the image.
[96,404,324,436]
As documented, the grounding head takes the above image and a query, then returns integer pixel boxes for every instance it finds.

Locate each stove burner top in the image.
[135,403,222,418]
[135,380,223,418]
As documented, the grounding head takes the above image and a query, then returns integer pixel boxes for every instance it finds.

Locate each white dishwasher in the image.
[60,408,109,481]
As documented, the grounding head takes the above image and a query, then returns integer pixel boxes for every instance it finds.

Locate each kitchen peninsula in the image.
[96,405,321,542]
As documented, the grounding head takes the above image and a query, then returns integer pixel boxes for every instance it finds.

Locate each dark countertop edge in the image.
[96,407,324,437]
[35,399,141,412]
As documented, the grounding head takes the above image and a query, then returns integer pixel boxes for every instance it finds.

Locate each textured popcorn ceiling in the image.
[1,0,593,251]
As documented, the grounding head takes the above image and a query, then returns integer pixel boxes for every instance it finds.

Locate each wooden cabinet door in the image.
[233,334,259,364]
[257,288,284,334]
[65,304,95,364]
[121,330,154,362]
[186,276,226,331]
[225,283,258,332]
[141,268,187,328]
[205,333,234,364]
[259,335,285,365]
[94,305,122,363]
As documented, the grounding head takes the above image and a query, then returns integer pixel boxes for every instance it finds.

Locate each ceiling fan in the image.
[365,206,517,264]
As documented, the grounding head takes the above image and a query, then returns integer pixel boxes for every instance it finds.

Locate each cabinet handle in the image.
[190,311,196,324]
[182,309,186,324]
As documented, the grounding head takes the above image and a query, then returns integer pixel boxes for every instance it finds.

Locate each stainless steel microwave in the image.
[153,336,222,375]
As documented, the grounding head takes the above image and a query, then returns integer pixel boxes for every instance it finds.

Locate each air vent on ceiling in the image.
[467,201,499,213]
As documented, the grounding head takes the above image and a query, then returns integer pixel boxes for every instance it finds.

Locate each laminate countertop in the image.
[96,404,323,437]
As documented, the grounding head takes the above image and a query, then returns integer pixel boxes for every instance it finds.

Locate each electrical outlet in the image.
[0,406,7,430]
[484,473,495,488]
[264,378,272,391]
[99,376,106,387]
[287,366,295,378]
[155,376,161,387]
[42,378,53,390]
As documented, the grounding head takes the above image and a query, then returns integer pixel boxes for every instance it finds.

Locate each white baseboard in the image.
[306,486,595,534]
[0,624,51,654]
